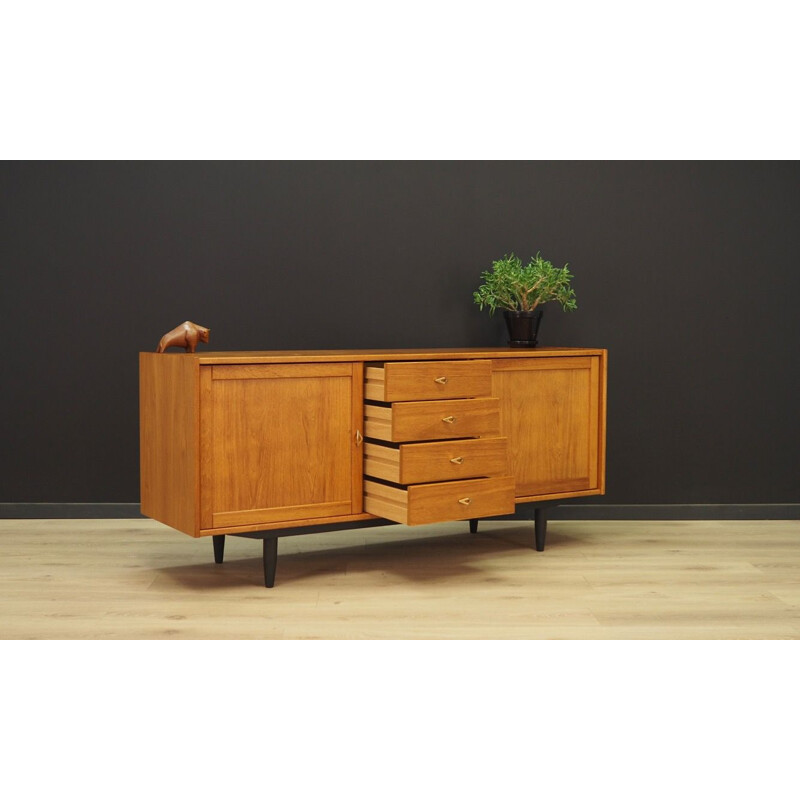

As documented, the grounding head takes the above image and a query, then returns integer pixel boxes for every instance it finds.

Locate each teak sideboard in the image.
[139,348,607,586]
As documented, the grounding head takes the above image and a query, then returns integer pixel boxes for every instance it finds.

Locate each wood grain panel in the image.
[363,481,411,525]
[598,350,608,494]
[400,437,509,483]
[365,366,386,401]
[364,476,515,525]
[187,347,606,365]
[211,363,351,380]
[350,361,365,514]
[392,397,500,442]
[406,475,514,525]
[363,442,402,483]
[365,438,509,484]
[365,360,492,401]
[364,403,393,440]
[139,353,199,536]
[492,356,592,372]
[588,357,599,489]
[366,397,500,442]
[492,357,602,499]
[212,500,352,528]
[203,365,355,528]
[198,511,379,537]
[199,367,214,530]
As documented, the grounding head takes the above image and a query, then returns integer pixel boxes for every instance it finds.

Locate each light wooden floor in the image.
[1,518,798,639]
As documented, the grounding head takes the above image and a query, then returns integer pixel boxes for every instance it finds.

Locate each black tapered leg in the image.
[263,537,278,588]
[534,508,547,552]
[469,519,478,534]
[212,535,225,564]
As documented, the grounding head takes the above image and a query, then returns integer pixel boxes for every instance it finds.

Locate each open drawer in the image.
[364,437,509,484]
[364,476,515,526]
[365,360,492,401]
[364,397,501,442]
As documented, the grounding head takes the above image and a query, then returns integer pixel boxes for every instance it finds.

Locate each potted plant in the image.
[473,252,577,346]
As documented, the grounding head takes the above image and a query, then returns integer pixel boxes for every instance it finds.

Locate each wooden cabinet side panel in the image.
[597,350,608,494]
[587,357,600,490]
[139,354,199,536]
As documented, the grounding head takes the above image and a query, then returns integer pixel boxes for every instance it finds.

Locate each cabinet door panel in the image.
[200,363,361,529]
[492,357,603,500]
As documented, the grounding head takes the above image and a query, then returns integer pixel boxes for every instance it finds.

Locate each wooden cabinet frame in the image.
[140,348,607,586]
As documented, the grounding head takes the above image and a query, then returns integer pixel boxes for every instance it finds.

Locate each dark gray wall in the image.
[2,161,798,506]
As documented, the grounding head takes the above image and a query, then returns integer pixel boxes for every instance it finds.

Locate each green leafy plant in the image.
[473,252,577,314]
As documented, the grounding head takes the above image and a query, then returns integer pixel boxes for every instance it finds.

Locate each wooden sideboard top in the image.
[139,347,606,365]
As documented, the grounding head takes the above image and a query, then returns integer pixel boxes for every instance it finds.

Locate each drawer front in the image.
[364,476,515,525]
[365,437,509,484]
[365,397,501,442]
[365,360,492,401]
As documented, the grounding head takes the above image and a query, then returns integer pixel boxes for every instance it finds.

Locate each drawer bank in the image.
[139,348,607,587]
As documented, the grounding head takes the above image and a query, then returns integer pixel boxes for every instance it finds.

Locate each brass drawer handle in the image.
[458,497,472,506]
[450,456,464,465]
[434,376,449,385]
[442,415,457,424]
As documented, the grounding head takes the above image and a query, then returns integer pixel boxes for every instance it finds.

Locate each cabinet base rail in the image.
[212,504,557,588]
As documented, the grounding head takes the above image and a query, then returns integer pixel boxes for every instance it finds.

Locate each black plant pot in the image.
[504,308,544,347]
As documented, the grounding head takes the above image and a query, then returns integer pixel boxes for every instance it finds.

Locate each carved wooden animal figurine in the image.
[156,321,210,353]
